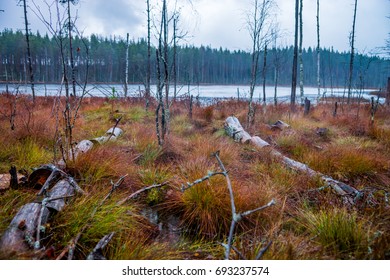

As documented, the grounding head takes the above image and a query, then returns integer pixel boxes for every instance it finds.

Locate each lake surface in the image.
[0,83,381,103]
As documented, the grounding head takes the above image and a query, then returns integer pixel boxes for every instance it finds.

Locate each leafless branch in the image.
[117,181,169,206]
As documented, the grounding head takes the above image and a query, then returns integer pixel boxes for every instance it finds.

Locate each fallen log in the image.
[0,125,123,257]
[59,126,123,167]
[224,116,360,205]
[0,203,50,253]
[0,166,83,255]
[224,116,252,143]
[271,120,290,130]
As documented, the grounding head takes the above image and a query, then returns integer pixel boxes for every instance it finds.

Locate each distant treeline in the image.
[0,29,389,89]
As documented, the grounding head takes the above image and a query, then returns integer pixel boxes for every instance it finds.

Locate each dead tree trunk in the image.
[290,0,299,110]
[146,0,151,110]
[304,97,310,115]
[347,0,358,104]
[124,33,129,98]
[22,0,35,102]
[298,0,304,104]
[316,0,321,101]
[224,116,360,205]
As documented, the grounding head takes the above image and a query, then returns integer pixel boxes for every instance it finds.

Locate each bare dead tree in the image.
[298,0,304,105]
[316,0,321,101]
[60,0,77,97]
[31,0,88,164]
[21,0,35,102]
[290,0,299,110]
[146,0,151,110]
[173,15,178,101]
[262,43,268,105]
[347,0,358,104]
[245,0,276,128]
[124,33,130,98]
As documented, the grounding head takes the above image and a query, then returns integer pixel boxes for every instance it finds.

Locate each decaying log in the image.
[59,125,123,167]
[92,126,123,144]
[86,232,115,260]
[73,140,94,159]
[224,116,360,205]
[0,166,83,255]
[224,116,253,143]
[0,203,50,253]
[45,179,75,212]
[271,120,290,130]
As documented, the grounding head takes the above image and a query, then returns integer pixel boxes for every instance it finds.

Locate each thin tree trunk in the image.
[347,0,358,104]
[173,17,177,101]
[146,0,151,110]
[274,65,278,106]
[291,0,299,110]
[22,0,35,102]
[316,0,321,101]
[67,0,76,97]
[124,33,129,98]
[162,0,169,137]
[298,0,304,104]
[262,44,268,104]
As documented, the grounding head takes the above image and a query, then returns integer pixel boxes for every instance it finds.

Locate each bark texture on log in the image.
[0,203,50,253]
[73,140,94,159]
[224,116,252,143]
[224,116,360,204]
[0,166,82,255]
[45,179,75,212]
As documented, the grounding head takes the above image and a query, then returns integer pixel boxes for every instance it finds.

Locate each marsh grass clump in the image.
[0,138,53,172]
[300,208,369,258]
[50,193,155,260]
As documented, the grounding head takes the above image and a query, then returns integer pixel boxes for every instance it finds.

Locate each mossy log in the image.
[224,116,360,204]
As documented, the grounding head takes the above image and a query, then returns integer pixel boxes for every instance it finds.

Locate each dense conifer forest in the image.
[1,29,388,89]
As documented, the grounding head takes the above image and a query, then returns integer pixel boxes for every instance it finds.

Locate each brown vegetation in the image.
[0,93,389,260]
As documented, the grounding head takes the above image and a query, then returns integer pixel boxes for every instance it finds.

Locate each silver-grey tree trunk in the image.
[347,0,358,104]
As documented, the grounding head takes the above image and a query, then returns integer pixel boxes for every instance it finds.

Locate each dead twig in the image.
[255,240,273,260]
[181,151,275,260]
[117,181,169,206]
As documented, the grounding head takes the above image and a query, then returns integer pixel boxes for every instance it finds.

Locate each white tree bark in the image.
[224,116,360,204]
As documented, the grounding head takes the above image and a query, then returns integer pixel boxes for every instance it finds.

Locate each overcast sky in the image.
[0,0,389,54]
